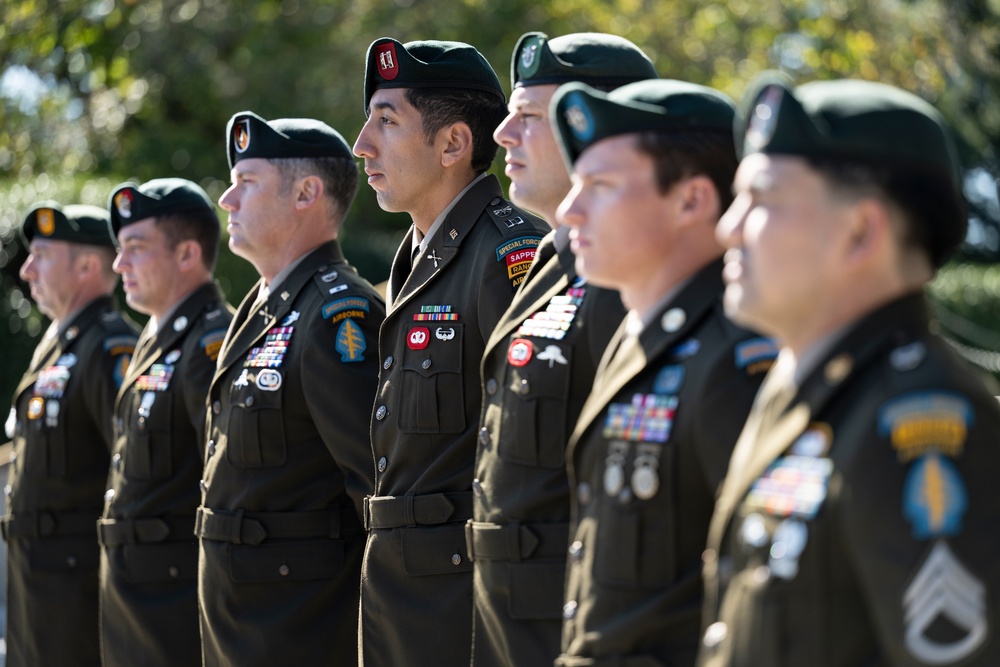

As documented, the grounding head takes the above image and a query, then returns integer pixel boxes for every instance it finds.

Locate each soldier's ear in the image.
[676,175,720,228]
[439,121,473,169]
[294,175,324,210]
[844,198,891,263]
[174,238,203,272]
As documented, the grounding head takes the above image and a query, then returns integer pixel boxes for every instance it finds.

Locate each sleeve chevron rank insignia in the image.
[336,318,366,363]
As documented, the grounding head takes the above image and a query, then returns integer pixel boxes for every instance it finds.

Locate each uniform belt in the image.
[194,507,358,545]
[97,516,196,546]
[465,520,569,562]
[0,511,98,540]
[363,492,473,530]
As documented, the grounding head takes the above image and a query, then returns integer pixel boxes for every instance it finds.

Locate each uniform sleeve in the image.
[692,333,774,493]
[86,331,138,453]
[301,289,386,520]
[182,324,231,460]
[476,235,542,343]
[838,388,1000,666]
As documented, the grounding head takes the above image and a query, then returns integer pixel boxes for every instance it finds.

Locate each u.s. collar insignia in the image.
[114,189,134,219]
[234,118,251,153]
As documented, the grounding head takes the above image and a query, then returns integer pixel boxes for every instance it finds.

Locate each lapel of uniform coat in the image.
[115,282,220,412]
[388,177,502,317]
[706,293,926,557]
[14,296,113,401]
[214,243,336,381]
[567,259,725,461]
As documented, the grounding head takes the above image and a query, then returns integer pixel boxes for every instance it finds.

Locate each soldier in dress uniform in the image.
[352,38,549,666]
[699,77,1000,666]
[470,32,657,666]
[98,178,234,666]
[3,202,138,666]
[197,112,384,666]
[550,79,777,665]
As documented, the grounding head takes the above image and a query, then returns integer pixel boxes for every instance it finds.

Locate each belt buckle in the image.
[363,497,372,531]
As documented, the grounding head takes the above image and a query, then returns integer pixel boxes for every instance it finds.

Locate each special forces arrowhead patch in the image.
[335,318,366,363]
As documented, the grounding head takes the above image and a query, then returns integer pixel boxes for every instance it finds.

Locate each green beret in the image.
[21,202,114,248]
[551,79,736,169]
[740,75,965,266]
[363,37,504,114]
[511,32,658,89]
[108,178,217,240]
[226,110,353,169]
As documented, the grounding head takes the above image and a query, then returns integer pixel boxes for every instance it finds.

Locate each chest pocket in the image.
[124,391,174,480]
[20,396,68,477]
[398,323,465,434]
[225,370,287,468]
[592,442,677,588]
[498,337,572,469]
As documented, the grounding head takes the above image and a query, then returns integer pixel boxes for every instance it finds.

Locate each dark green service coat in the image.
[699,294,1000,667]
[361,175,549,667]
[470,230,625,666]
[198,241,384,667]
[4,295,137,666]
[559,260,774,666]
[99,282,233,667]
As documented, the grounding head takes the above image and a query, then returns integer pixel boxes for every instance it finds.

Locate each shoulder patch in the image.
[335,318,367,363]
[112,352,131,390]
[104,334,137,356]
[903,452,968,539]
[878,392,973,462]
[323,296,370,324]
[735,337,778,376]
[200,329,228,362]
[495,235,543,292]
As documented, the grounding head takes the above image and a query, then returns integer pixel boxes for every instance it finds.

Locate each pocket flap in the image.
[401,524,472,576]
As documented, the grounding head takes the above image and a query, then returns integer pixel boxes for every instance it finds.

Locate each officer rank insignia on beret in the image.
[375,41,399,80]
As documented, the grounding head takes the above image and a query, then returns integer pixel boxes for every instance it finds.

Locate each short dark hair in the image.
[405,87,506,174]
[155,208,221,271]
[271,156,359,222]
[634,129,738,213]
[805,156,947,265]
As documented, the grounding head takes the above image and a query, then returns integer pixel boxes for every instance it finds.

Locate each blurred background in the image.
[4,0,1000,404]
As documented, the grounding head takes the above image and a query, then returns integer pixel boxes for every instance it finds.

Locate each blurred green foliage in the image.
[3,0,1000,402]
